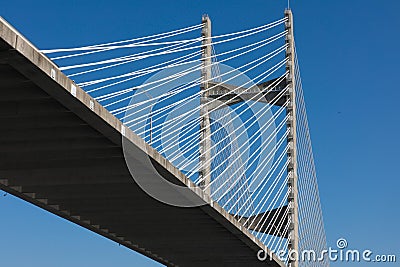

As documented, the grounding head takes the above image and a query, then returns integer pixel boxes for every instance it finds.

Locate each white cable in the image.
[145,65,288,171]
[112,53,288,152]
[60,39,201,71]
[41,23,203,53]
[121,46,288,141]
[253,188,288,239]
[160,74,288,163]
[132,59,283,149]
[232,138,289,218]
[226,135,289,217]
[96,31,287,107]
[92,28,285,94]
[244,168,289,227]
[82,51,201,89]
[210,18,286,40]
[68,17,285,76]
[206,105,289,198]
[151,68,288,188]
[183,64,288,182]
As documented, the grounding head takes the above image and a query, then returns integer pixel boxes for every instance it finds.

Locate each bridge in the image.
[0,9,328,267]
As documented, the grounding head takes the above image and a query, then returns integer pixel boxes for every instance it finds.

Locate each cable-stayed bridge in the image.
[0,9,328,267]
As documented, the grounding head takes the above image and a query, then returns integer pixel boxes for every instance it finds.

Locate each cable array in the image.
[294,45,329,267]
[42,15,328,266]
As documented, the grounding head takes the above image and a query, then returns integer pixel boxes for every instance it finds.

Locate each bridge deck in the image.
[0,17,284,267]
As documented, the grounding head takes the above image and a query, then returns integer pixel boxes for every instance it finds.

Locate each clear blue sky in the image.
[1,1,399,266]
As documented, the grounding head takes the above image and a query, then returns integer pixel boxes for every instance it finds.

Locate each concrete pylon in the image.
[199,14,212,196]
[285,8,299,267]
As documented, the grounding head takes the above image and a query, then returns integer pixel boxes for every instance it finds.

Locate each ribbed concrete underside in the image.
[0,17,284,267]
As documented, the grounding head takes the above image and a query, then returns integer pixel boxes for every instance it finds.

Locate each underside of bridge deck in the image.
[0,18,285,267]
